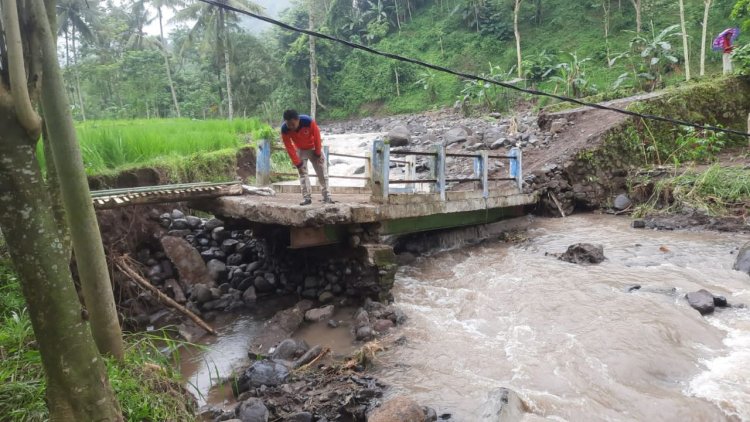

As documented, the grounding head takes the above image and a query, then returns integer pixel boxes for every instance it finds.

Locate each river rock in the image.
[207,259,227,282]
[559,243,606,265]
[444,127,469,145]
[186,215,202,228]
[686,289,715,315]
[191,283,212,304]
[282,412,312,422]
[271,339,300,361]
[423,407,438,421]
[387,125,411,147]
[373,319,394,332]
[714,295,729,307]
[481,387,525,420]
[356,326,374,341]
[242,286,257,304]
[305,305,335,322]
[318,291,335,303]
[613,194,632,210]
[236,361,290,392]
[368,396,425,422]
[204,217,223,232]
[733,242,750,276]
[164,279,186,303]
[550,118,567,133]
[236,397,269,422]
[161,236,214,286]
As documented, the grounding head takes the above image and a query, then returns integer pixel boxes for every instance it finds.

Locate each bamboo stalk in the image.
[116,256,217,335]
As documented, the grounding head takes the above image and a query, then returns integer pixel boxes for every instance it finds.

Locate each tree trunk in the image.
[159,7,181,118]
[535,0,542,25]
[514,0,523,78]
[309,0,318,119]
[630,0,641,33]
[0,117,123,422]
[394,67,400,96]
[32,0,125,360]
[71,28,86,121]
[394,0,400,30]
[700,0,712,76]
[603,0,611,66]
[42,124,71,259]
[0,2,122,417]
[679,0,690,81]
[219,9,233,120]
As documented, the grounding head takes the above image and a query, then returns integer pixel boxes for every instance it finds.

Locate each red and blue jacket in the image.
[281,115,322,167]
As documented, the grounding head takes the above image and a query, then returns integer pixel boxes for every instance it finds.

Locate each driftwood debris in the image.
[116,255,217,335]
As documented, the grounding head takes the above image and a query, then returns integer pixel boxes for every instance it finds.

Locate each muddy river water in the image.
[182,214,750,421]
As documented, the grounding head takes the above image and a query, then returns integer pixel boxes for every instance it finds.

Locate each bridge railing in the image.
[370,140,522,203]
[256,140,416,190]
[255,139,522,202]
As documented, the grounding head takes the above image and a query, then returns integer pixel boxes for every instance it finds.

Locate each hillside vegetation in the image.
[61,0,742,123]
[324,0,738,116]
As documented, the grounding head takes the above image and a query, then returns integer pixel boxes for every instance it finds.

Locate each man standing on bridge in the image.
[281,109,333,206]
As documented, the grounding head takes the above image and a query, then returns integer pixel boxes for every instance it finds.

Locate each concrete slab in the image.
[195,190,538,228]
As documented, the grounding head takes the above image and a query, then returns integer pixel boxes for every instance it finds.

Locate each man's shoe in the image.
[299,198,312,206]
[322,196,335,204]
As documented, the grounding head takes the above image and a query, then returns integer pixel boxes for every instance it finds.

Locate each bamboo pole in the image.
[116,256,217,335]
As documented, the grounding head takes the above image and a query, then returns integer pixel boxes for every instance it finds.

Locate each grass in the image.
[633,165,750,217]
[37,118,277,176]
[0,252,196,421]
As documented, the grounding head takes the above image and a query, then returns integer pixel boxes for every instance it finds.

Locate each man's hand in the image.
[314,151,325,165]
[295,161,304,170]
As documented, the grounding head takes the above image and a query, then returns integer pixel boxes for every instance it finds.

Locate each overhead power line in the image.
[197,0,750,138]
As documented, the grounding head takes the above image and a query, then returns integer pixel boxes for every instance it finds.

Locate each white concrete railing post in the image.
[370,140,390,203]
[256,138,272,186]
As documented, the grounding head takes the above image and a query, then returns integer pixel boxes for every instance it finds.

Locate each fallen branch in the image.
[115,255,217,335]
[295,347,331,372]
[549,192,567,218]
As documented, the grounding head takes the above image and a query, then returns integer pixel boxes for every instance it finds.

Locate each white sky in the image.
[143,0,292,36]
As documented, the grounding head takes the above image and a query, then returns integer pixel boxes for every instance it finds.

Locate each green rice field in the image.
[39,118,278,175]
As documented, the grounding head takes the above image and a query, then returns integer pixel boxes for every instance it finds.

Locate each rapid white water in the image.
[378,214,750,421]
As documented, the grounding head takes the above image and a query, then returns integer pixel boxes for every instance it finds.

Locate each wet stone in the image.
[171,218,189,230]
[686,289,715,315]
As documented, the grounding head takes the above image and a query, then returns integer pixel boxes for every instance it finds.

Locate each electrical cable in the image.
[197,0,750,138]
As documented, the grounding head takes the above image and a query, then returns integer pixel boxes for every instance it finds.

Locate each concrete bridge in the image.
[91,139,537,249]
[199,139,537,248]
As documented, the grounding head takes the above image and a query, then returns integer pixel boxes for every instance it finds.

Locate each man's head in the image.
[283,109,300,130]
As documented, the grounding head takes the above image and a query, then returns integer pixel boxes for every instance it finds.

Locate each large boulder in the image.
[444,127,470,145]
[733,242,750,276]
[686,290,715,315]
[368,396,425,422]
[236,398,268,422]
[161,236,214,287]
[207,259,227,282]
[235,361,289,393]
[613,194,632,211]
[558,244,606,265]
[481,388,526,421]
[305,305,335,322]
[387,125,411,147]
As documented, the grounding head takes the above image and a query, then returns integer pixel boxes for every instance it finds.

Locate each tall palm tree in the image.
[173,0,264,120]
[56,0,99,120]
[153,0,186,117]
